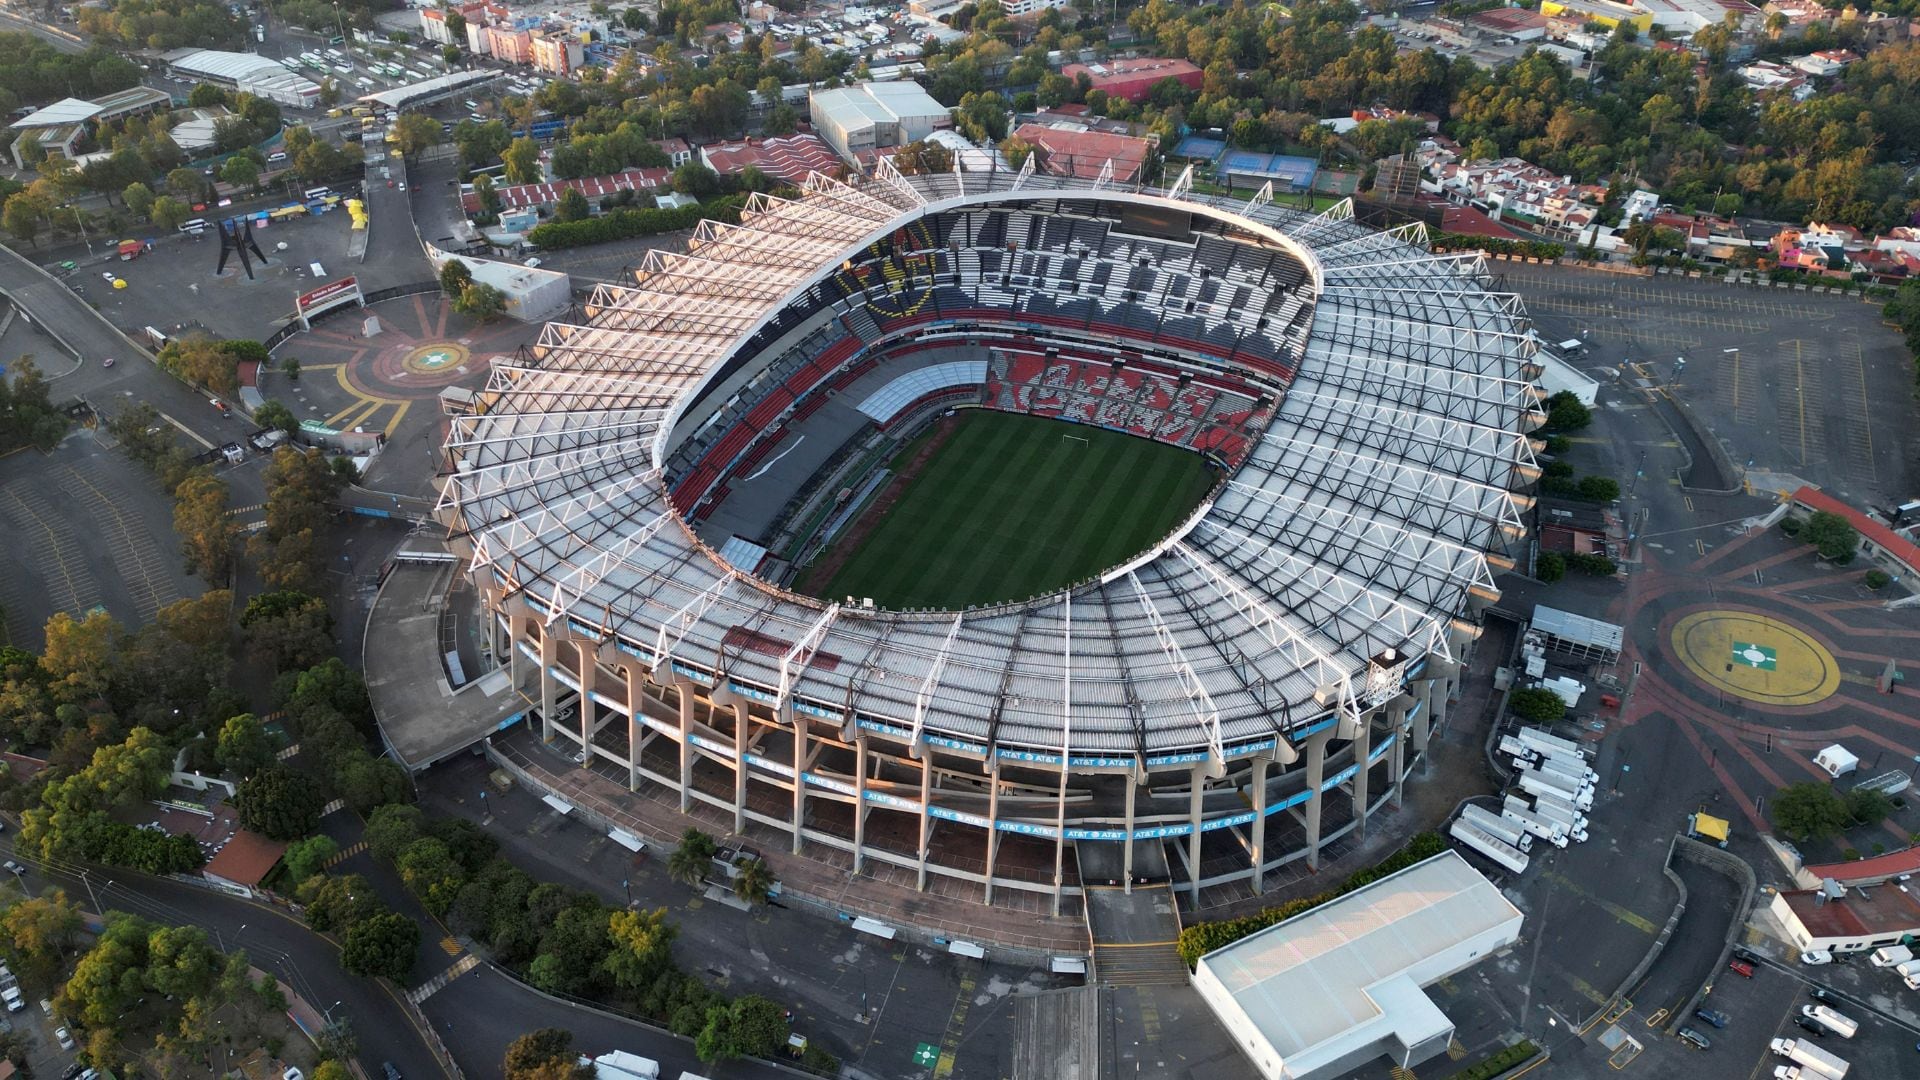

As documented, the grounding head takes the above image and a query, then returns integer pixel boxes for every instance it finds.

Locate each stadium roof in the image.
[1196,850,1522,1078]
[442,167,1541,762]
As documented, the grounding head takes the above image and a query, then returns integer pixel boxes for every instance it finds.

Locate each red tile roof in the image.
[202,829,288,889]
[1805,846,1920,886]
[1438,203,1523,239]
[702,134,841,184]
[1791,485,1920,575]
[1782,883,1920,940]
[461,167,672,213]
[1012,123,1151,183]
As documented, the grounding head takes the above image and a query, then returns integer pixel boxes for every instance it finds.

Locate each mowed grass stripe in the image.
[818,412,1214,609]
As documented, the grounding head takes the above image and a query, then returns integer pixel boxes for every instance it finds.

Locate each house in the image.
[1060,58,1203,104]
[700,133,842,184]
[1789,48,1860,76]
[460,167,672,214]
[1011,122,1155,184]
[1737,60,1813,98]
[654,137,694,168]
[201,828,288,898]
[1771,879,1920,957]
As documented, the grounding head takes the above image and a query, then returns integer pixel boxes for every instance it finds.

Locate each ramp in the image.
[1085,882,1188,986]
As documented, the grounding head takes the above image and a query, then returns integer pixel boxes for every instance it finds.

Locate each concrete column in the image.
[983,763,1002,905]
[1431,675,1452,732]
[1122,776,1137,894]
[732,699,750,835]
[508,613,523,691]
[1411,679,1434,759]
[790,714,808,855]
[1387,699,1409,810]
[576,643,596,760]
[1051,767,1068,918]
[674,679,696,812]
[1186,764,1205,903]
[852,738,869,875]
[1351,716,1373,840]
[915,754,933,892]
[622,665,642,792]
[538,630,558,744]
[1303,730,1331,872]
[1247,756,1270,893]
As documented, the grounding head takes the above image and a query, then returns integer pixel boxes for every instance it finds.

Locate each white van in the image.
[1870,944,1913,967]
[178,218,208,235]
[1896,957,1920,982]
[1801,1005,1857,1038]
[266,151,287,163]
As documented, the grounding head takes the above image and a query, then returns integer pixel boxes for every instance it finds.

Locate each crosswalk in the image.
[322,840,367,869]
[408,952,480,1004]
[320,798,346,816]
[226,503,266,516]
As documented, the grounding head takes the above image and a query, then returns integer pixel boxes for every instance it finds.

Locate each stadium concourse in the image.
[410,163,1546,922]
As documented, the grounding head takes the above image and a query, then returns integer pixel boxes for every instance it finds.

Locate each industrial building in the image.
[1771,878,1920,956]
[163,49,322,108]
[1193,851,1523,1080]
[411,166,1543,914]
[7,85,170,170]
[809,81,951,160]
[433,254,570,323]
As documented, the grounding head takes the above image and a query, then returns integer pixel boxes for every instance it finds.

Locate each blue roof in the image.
[1172,136,1227,161]
[1216,151,1320,191]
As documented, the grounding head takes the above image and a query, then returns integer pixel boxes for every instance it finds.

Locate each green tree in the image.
[337,750,410,812]
[555,186,591,222]
[188,83,227,108]
[1771,781,1849,842]
[219,154,260,191]
[296,872,380,933]
[1,192,45,246]
[504,1028,591,1080]
[1508,687,1567,725]
[214,712,276,778]
[282,834,341,883]
[602,907,677,993]
[1801,511,1859,562]
[438,258,474,296]
[1576,476,1621,502]
[1846,787,1894,827]
[172,470,236,583]
[452,282,508,320]
[1541,390,1591,433]
[248,446,345,592]
[731,857,774,905]
[503,136,542,183]
[668,828,716,887]
[253,399,299,436]
[397,837,467,916]
[1536,551,1566,582]
[148,194,191,232]
[1,890,82,984]
[240,588,333,672]
[236,765,323,840]
[122,181,156,219]
[341,911,418,983]
[391,112,443,158]
[365,803,426,861]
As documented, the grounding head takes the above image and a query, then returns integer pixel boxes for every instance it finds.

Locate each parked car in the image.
[54,1026,73,1051]
[1677,1026,1711,1050]
[1800,950,1832,965]
[1693,1007,1730,1028]
[1727,958,1755,978]
[1809,985,1842,1006]
[1732,947,1764,966]
[382,1065,401,1080]
[2,861,20,875]
[1794,1016,1828,1038]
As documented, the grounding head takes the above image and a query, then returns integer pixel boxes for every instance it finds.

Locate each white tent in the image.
[1814,744,1859,778]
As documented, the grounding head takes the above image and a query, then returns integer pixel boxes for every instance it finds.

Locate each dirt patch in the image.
[796,415,960,596]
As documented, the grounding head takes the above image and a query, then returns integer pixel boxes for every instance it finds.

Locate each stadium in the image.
[438,164,1544,913]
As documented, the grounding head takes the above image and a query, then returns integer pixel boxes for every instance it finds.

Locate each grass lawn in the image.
[807,410,1215,609]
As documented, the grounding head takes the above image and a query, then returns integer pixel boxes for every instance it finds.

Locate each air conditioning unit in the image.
[1313,682,1341,707]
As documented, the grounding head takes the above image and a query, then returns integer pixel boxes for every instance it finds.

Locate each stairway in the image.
[1091,940,1191,987]
[1084,869,1189,987]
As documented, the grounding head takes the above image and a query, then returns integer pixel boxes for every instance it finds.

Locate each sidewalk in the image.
[490,731,1089,957]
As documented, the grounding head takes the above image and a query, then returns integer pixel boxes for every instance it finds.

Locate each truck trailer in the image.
[1769,1037,1849,1079]
[1461,804,1534,850]
[1515,726,1585,759]
[1506,794,1587,837]
[1450,819,1530,874]
[1501,806,1570,846]
[1519,771,1594,810]
[1518,763,1591,801]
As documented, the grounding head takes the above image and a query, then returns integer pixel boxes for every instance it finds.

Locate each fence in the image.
[263,280,441,351]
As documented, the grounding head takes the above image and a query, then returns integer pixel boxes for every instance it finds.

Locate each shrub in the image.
[1864,569,1890,590]
[1568,553,1616,576]
[1456,1040,1540,1080]
[1509,687,1568,724]
[1780,516,1803,538]
[526,194,747,250]
[1536,551,1565,583]
[1177,833,1444,965]
[1576,475,1620,502]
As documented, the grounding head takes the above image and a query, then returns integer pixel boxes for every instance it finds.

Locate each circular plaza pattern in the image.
[403,341,470,375]
[1669,608,1841,707]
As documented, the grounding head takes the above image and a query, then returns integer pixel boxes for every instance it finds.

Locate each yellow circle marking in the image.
[1670,610,1840,707]
[402,341,469,375]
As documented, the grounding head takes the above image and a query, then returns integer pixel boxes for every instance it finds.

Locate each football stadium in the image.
[438,164,1543,911]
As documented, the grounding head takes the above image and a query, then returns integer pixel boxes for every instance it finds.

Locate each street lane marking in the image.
[322,840,367,869]
[407,951,479,1004]
[156,410,215,450]
[1538,871,1660,935]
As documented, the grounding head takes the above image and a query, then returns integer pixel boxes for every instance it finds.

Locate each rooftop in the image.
[202,828,288,888]
[10,98,101,129]
[1782,881,1920,939]
[1012,123,1153,183]
[1198,851,1522,1072]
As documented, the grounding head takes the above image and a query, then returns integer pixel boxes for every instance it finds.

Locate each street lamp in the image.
[323,1000,343,1025]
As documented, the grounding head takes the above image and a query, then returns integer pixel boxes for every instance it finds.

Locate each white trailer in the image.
[1801,1005,1857,1039]
[1516,726,1585,759]
[1869,944,1912,967]
[584,1051,662,1080]
[1497,735,1539,763]
[1461,804,1534,850]
[1524,796,1587,834]
[1536,744,1598,775]
[1534,753,1599,785]
[1450,819,1531,874]
[1769,1037,1849,1079]
[1519,762,1590,799]
[1502,807,1569,847]
[1520,771,1594,810]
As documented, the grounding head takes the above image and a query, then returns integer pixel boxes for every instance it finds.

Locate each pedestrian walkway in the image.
[1085,885,1186,987]
[226,502,266,515]
[491,730,1088,955]
[321,798,346,816]
[407,951,479,1005]
[323,840,367,869]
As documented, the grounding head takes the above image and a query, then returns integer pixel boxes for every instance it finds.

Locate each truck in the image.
[1519,771,1594,810]
[1518,786,1585,820]
[1894,957,1920,982]
[1501,806,1569,847]
[1801,1005,1857,1038]
[1769,1037,1849,1079]
[1518,763,1591,801]
[1533,752,1598,785]
[1515,726,1584,759]
[581,1051,661,1080]
[1497,735,1539,764]
[1460,805,1534,851]
[1507,794,1587,839]
[1450,818,1530,874]
[1869,944,1912,967]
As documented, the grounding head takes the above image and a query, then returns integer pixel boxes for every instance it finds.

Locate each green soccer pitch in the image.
[807,410,1217,609]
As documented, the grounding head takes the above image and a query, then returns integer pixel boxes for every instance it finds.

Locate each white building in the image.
[1619,188,1660,225]
[1771,880,1920,956]
[164,48,321,108]
[1193,851,1523,1080]
[809,80,951,160]
[432,254,570,323]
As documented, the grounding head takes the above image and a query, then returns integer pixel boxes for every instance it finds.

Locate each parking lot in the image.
[1504,266,1915,506]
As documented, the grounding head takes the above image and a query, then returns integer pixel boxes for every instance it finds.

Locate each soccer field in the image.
[808,411,1216,609]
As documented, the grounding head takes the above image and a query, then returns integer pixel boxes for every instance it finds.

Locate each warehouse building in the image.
[432,254,570,323]
[8,85,170,169]
[810,81,951,160]
[1193,851,1523,1080]
[164,49,321,108]
[1061,57,1203,103]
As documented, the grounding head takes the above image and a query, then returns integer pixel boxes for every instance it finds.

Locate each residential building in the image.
[1060,57,1203,104]
[1012,121,1155,184]
[466,19,491,54]
[1430,157,1606,228]
[1789,48,1860,76]
[420,6,454,44]
[810,81,951,160]
[1619,189,1660,225]
[1771,879,1920,956]
[655,137,694,167]
[486,25,534,65]
[529,31,583,75]
[701,133,842,183]
[999,0,1070,15]
[201,829,288,898]
[462,167,673,214]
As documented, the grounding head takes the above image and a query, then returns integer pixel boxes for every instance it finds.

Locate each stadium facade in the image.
[438,164,1544,911]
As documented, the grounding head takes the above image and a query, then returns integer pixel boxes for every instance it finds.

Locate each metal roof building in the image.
[425,162,1547,910]
[164,49,321,108]
[1193,850,1523,1080]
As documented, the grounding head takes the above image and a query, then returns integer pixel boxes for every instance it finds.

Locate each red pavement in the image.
[490,734,1090,956]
